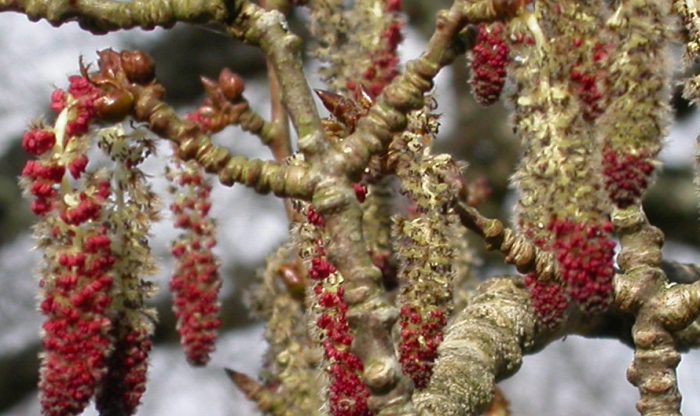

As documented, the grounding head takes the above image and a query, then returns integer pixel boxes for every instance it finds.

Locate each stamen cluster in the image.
[167,160,222,365]
[306,207,371,416]
[602,147,655,208]
[398,306,447,389]
[550,219,615,314]
[523,273,568,327]
[21,55,159,416]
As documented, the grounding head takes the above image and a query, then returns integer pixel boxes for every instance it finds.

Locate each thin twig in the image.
[455,202,556,281]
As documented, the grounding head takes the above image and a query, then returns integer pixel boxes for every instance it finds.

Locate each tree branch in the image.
[412,276,548,415]
[0,0,230,33]
[455,202,556,281]
[228,2,327,161]
[129,82,317,198]
[260,0,294,221]
[613,205,683,416]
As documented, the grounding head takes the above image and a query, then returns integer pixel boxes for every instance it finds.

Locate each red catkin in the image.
[469,23,509,106]
[39,225,114,416]
[398,306,447,389]
[307,214,371,416]
[602,146,655,208]
[524,273,568,327]
[96,326,152,415]
[167,161,222,365]
[550,218,615,313]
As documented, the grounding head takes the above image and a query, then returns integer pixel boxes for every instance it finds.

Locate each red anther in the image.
[352,183,368,203]
[22,129,56,156]
[68,155,89,179]
[306,206,325,227]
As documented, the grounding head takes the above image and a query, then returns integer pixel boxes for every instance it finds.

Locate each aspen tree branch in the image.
[259,0,292,163]
[455,202,556,281]
[327,0,518,179]
[613,206,688,416]
[0,0,229,33]
[234,100,281,147]
[260,0,294,222]
[190,71,281,146]
[675,317,700,350]
[128,82,317,198]
[228,2,327,162]
[412,276,549,415]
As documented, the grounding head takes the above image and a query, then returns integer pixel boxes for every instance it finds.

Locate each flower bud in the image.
[94,89,134,122]
[218,68,245,101]
[120,51,155,84]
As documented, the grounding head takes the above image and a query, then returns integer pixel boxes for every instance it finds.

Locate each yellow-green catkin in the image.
[305,0,400,95]
[509,1,616,320]
[673,1,700,214]
[675,0,700,97]
[509,0,608,244]
[95,126,158,415]
[598,0,673,209]
[392,106,463,388]
[97,126,159,314]
[247,243,323,416]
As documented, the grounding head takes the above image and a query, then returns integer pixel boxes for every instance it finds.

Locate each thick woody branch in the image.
[612,206,685,416]
[0,0,230,33]
[129,83,316,198]
[613,206,666,314]
[658,282,700,331]
[455,202,556,280]
[412,277,547,415]
[675,318,700,351]
[627,310,682,416]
